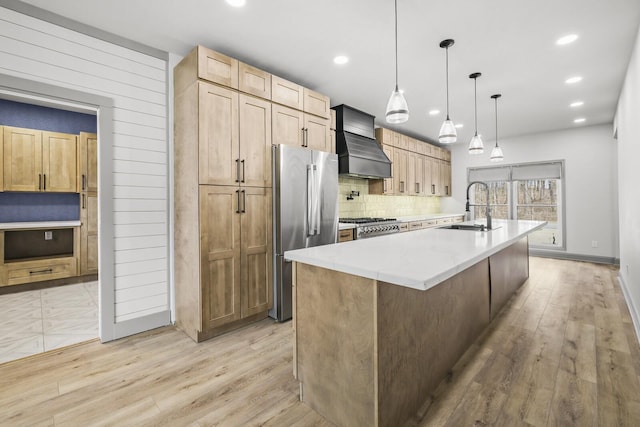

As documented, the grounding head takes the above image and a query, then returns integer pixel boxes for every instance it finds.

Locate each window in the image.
[468,161,565,249]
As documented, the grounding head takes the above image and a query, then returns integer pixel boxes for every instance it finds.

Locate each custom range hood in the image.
[333,104,391,179]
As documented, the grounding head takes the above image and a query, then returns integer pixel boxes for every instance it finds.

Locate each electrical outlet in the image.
[44,231,53,240]
[591,240,598,248]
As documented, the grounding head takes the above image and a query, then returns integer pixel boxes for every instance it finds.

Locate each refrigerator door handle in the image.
[307,164,319,236]
[314,166,321,234]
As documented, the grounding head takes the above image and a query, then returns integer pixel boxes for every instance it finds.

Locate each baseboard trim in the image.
[108,310,172,342]
[618,274,640,347]
[529,249,619,265]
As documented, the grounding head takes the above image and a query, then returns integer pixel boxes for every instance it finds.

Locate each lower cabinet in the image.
[80,192,98,275]
[338,228,355,242]
[195,185,272,340]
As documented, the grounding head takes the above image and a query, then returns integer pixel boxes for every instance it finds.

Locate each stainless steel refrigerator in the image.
[271,144,339,321]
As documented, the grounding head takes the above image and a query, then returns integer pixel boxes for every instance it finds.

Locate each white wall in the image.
[441,124,618,260]
[614,24,640,339]
[0,6,171,340]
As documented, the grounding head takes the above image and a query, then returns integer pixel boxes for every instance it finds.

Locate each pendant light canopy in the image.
[490,94,504,162]
[385,0,409,124]
[438,39,456,144]
[468,72,484,155]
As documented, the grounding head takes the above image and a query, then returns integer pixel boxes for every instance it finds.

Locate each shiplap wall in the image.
[0,6,170,331]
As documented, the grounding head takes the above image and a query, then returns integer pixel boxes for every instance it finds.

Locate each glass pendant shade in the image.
[386,86,409,124]
[490,145,504,162]
[439,118,457,144]
[468,134,484,154]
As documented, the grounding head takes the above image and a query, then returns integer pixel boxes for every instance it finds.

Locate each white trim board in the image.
[618,273,640,347]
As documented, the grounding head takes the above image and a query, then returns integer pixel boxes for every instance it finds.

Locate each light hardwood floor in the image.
[0,258,638,426]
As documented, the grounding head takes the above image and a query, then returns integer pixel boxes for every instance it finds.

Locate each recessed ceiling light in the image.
[428,109,440,116]
[455,123,464,128]
[226,0,246,7]
[570,101,584,107]
[574,118,586,123]
[565,76,583,84]
[556,34,578,45]
[333,55,349,65]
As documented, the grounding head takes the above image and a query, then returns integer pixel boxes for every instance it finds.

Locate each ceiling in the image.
[19,0,640,146]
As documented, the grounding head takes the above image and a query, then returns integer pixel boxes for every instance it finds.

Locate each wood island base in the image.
[292,237,529,427]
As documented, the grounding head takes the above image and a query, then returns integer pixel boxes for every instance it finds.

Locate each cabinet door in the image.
[271,75,304,110]
[272,104,304,148]
[239,62,271,99]
[200,185,242,330]
[240,187,273,317]
[393,148,408,195]
[3,126,42,192]
[382,144,394,194]
[303,88,330,119]
[407,151,416,196]
[199,82,239,186]
[423,155,433,196]
[393,132,408,150]
[42,131,78,193]
[430,157,441,196]
[239,94,271,187]
[414,155,424,195]
[197,46,238,89]
[304,114,331,152]
[80,192,98,275]
[440,161,451,196]
[80,132,98,192]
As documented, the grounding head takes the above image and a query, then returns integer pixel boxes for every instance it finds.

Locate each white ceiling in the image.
[19,0,640,146]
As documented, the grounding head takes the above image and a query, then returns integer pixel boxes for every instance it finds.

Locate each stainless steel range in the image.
[339,217,401,239]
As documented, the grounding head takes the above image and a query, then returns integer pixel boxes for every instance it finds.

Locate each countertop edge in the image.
[0,221,82,230]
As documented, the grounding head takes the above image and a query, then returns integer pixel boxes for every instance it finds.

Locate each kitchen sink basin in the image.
[441,224,502,231]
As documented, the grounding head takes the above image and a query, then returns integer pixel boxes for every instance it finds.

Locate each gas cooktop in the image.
[339,217,397,224]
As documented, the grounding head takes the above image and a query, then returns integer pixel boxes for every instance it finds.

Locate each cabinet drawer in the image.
[409,221,425,230]
[6,258,76,286]
[398,223,409,232]
[197,46,238,89]
[436,217,453,225]
[338,229,354,242]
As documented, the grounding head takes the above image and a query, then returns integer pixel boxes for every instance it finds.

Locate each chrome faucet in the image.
[465,181,492,230]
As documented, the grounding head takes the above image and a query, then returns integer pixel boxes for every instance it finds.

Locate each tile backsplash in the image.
[338,176,441,218]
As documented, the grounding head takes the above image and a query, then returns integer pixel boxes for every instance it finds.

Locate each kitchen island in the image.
[285,219,546,427]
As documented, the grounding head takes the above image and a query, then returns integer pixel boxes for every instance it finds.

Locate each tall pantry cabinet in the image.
[174,46,273,342]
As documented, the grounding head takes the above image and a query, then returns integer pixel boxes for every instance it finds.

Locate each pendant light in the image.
[438,39,456,144]
[490,94,504,162]
[468,72,484,154]
[385,0,409,124]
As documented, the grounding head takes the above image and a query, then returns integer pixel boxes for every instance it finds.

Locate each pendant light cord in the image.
[494,97,499,148]
[445,47,450,120]
[394,0,399,89]
[474,77,478,135]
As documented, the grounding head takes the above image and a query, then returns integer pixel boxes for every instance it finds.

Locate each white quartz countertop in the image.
[286,219,546,291]
[395,213,465,222]
[338,223,357,230]
[0,221,81,230]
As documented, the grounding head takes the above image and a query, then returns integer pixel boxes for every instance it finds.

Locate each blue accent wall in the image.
[0,193,80,222]
[0,99,95,223]
[0,98,96,133]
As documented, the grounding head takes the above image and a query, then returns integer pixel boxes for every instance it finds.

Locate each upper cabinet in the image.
[3,126,77,193]
[239,62,271,100]
[272,76,304,110]
[369,127,451,197]
[79,132,98,193]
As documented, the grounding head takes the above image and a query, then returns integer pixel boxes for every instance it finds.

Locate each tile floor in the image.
[0,280,98,364]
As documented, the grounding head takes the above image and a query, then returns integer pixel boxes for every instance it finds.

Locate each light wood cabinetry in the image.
[175,45,283,342]
[271,75,304,110]
[272,104,330,152]
[79,132,98,276]
[370,127,451,197]
[304,114,331,152]
[3,126,77,193]
[338,228,354,242]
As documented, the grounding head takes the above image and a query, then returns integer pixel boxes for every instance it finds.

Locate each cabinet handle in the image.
[383,180,387,192]
[416,183,420,194]
[241,190,246,213]
[39,174,42,191]
[241,159,245,183]
[400,181,405,193]
[43,174,46,191]
[82,194,86,209]
[236,190,241,213]
[301,128,305,147]
[445,185,449,195]
[30,268,53,275]
[82,174,86,191]
[235,159,240,183]
[432,184,435,194]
